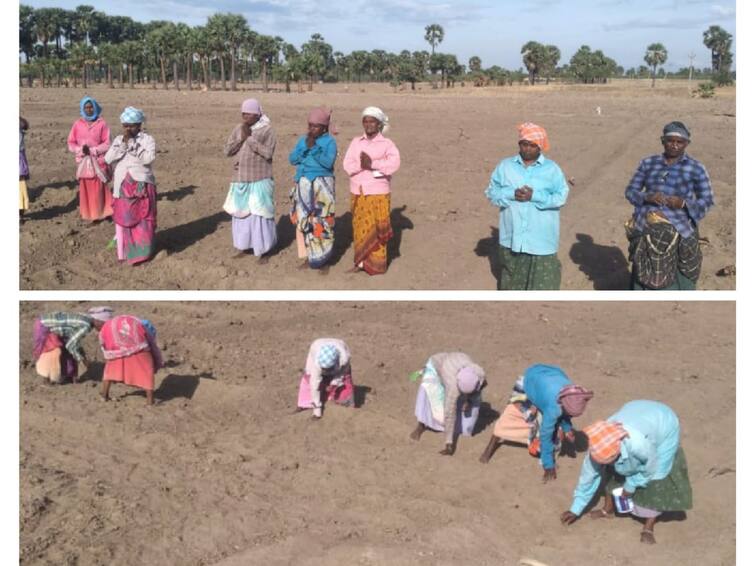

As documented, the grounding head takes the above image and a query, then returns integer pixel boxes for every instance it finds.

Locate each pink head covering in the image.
[308,106,337,135]
[557,384,594,417]
[457,366,481,394]
[517,122,550,152]
[241,98,262,115]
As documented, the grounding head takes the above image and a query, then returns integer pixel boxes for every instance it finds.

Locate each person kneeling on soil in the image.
[32,307,114,384]
[409,352,487,455]
[560,400,692,545]
[479,364,593,484]
[296,338,355,418]
[99,315,163,406]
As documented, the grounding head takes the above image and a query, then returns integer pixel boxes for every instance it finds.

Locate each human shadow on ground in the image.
[353,385,372,408]
[28,181,76,202]
[158,185,197,202]
[569,233,631,290]
[153,371,215,402]
[387,205,414,265]
[157,212,228,255]
[78,360,105,383]
[474,226,501,288]
[330,211,354,265]
[559,430,589,459]
[25,196,79,221]
[473,402,500,435]
[265,214,296,258]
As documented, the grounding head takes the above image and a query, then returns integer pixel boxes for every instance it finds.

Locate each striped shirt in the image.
[224,123,277,183]
[39,312,94,362]
[625,153,714,238]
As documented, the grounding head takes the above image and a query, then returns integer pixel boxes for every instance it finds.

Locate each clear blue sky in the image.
[24,0,736,71]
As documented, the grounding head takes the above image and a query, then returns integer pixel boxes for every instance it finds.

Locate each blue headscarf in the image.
[120,106,145,124]
[79,96,101,122]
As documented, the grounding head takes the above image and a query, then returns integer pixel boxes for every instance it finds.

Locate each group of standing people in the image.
[222,98,401,275]
[55,97,158,265]
[484,120,714,290]
[20,96,714,288]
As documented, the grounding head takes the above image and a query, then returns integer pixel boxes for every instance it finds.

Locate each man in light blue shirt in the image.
[560,400,693,545]
[485,122,569,290]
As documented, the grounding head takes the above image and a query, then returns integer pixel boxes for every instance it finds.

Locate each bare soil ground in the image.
[19,81,735,290]
[19,301,735,565]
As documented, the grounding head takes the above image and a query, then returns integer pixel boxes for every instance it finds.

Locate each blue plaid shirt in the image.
[625,153,714,238]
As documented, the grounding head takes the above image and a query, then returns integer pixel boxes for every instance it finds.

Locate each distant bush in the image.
[693,82,716,98]
[712,70,733,86]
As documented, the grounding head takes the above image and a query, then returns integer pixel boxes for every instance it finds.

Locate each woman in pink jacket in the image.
[342,106,401,275]
[67,96,112,222]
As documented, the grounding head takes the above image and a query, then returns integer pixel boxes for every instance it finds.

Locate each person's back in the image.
[523,363,571,410]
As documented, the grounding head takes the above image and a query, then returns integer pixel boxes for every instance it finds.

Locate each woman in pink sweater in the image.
[342,106,401,275]
[67,96,112,221]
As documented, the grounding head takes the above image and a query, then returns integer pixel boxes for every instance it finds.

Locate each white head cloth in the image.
[361,106,390,133]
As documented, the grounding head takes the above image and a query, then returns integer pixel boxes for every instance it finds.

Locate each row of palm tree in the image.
[19,7,733,90]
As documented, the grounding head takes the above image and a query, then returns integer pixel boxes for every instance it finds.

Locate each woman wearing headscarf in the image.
[485,122,569,290]
[20,116,30,217]
[223,98,278,262]
[99,315,164,406]
[104,106,157,265]
[67,96,112,221]
[289,107,338,270]
[624,121,714,290]
[342,106,401,275]
[409,352,487,455]
[560,400,692,545]
[32,306,114,384]
[479,364,593,483]
[296,338,354,418]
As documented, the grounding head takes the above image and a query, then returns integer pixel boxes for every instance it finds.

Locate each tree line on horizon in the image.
[18,5,735,91]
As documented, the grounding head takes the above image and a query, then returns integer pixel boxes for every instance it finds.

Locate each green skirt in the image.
[498,246,561,290]
[607,447,693,512]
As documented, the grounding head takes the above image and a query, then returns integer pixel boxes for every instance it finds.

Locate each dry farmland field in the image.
[19,301,735,565]
[19,80,735,290]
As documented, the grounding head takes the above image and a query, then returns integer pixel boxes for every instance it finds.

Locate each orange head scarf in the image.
[517,122,550,152]
[583,420,628,464]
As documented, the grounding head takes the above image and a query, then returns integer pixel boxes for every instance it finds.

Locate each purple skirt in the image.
[20,150,29,178]
[232,214,277,255]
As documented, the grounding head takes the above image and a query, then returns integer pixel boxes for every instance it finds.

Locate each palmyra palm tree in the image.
[703,25,732,72]
[644,42,667,88]
[424,24,444,55]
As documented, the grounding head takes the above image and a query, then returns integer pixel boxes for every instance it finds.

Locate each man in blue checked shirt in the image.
[624,121,714,290]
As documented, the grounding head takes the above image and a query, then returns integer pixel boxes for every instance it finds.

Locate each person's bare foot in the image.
[318,266,330,275]
[297,260,310,270]
[232,250,247,259]
[346,265,362,274]
[479,452,492,464]
[100,392,110,402]
[257,255,270,265]
[640,530,656,544]
[409,423,426,441]
[589,508,613,519]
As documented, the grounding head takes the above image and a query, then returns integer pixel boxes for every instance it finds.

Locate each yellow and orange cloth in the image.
[351,193,393,275]
[583,420,628,464]
[517,122,550,151]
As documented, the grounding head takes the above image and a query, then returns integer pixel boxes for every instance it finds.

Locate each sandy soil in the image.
[19,81,735,290]
[19,301,735,565]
